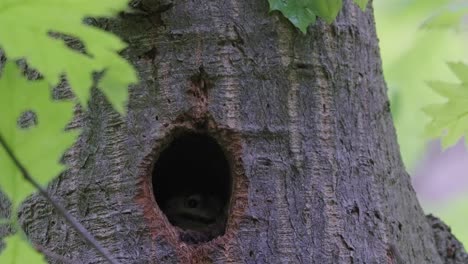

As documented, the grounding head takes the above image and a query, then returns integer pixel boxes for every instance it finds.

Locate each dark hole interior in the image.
[152,133,231,243]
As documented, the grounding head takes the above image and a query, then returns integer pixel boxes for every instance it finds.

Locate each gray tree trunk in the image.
[4,0,468,263]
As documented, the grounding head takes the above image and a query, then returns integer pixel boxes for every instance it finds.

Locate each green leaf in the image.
[0,62,79,208]
[0,0,138,114]
[448,62,468,84]
[423,63,468,149]
[353,0,368,11]
[268,0,370,33]
[98,50,136,114]
[310,0,342,24]
[0,234,45,264]
[421,3,468,30]
[269,0,317,33]
[374,0,468,169]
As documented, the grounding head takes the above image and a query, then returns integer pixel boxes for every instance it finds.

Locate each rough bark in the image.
[0,191,12,252]
[427,215,468,264]
[2,0,466,263]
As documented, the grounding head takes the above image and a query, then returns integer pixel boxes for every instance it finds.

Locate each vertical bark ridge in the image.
[208,2,242,130]
[315,67,349,262]
[273,20,305,264]
[157,62,177,111]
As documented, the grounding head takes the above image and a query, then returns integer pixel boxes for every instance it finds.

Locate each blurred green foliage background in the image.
[374,0,468,247]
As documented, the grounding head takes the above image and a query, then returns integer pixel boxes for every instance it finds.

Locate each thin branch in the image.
[0,133,119,264]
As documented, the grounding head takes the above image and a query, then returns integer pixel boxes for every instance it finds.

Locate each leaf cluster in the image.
[0,0,135,262]
[268,0,368,33]
[424,63,468,148]
[421,2,468,31]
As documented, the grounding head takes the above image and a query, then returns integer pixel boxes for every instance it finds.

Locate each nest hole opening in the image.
[152,132,231,244]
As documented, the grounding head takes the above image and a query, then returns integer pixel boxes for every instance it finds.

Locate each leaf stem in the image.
[0,133,119,264]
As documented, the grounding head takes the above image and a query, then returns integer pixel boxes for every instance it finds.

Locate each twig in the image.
[0,133,119,264]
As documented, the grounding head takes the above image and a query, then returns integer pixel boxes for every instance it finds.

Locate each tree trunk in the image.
[11,0,468,263]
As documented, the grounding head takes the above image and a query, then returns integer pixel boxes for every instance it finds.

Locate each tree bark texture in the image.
[10,0,468,263]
